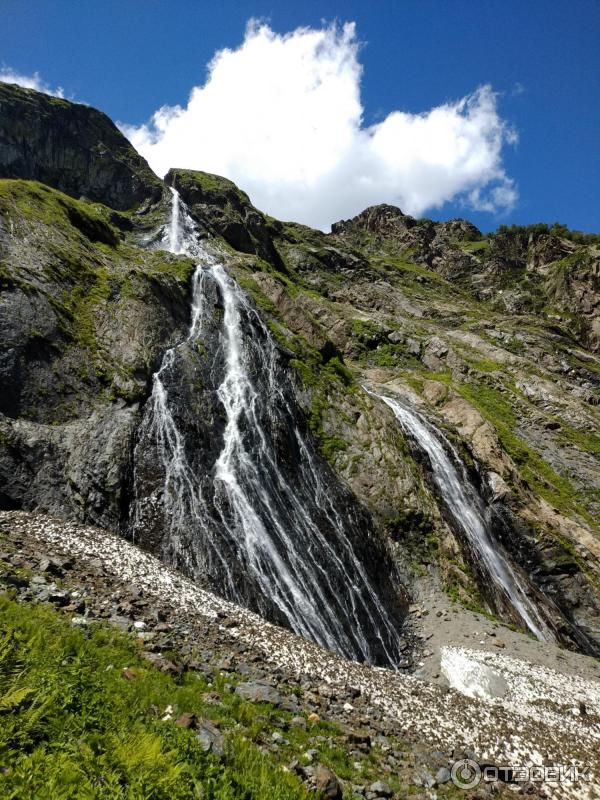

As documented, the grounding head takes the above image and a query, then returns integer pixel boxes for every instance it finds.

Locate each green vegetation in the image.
[457,380,597,529]
[495,222,600,245]
[444,558,490,618]
[458,239,490,253]
[0,180,118,246]
[0,179,195,398]
[171,169,253,207]
[0,595,313,800]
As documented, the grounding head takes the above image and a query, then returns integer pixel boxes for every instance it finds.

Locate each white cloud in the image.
[0,67,64,98]
[123,21,518,230]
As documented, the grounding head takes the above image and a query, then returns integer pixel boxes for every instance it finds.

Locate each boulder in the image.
[314,765,343,799]
[235,681,282,706]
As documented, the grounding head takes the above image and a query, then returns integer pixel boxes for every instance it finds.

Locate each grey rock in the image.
[435,766,451,784]
[314,764,343,799]
[235,681,282,706]
[368,781,393,798]
[196,719,225,758]
[0,83,162,210]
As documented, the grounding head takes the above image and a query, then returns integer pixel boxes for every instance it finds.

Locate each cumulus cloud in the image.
[0,67,64,97]
[123,21,518,230]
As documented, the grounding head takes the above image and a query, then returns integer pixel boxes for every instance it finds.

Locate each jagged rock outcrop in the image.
[0,82,163,209]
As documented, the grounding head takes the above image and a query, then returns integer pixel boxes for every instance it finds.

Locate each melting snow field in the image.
[3,512,599,799]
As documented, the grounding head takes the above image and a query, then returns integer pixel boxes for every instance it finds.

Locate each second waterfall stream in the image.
[131,189,405,667]
[368,388,553,641]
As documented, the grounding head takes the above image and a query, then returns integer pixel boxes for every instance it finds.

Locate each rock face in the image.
[0,178,195,528]
[0,87,599,658]
[0,82,163,209]
[129,207,406,666]
[167,167,284,266]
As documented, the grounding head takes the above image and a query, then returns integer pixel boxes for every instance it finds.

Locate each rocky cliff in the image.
[1,83,599,659]
[0,82,163,210]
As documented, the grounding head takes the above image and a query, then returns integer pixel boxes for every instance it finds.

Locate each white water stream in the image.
[368,389,551,641]
[133,190,404,666]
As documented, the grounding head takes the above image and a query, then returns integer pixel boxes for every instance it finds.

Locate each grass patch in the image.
[458,240,490,253]
[0,594,314,800]
[457,381,597,529]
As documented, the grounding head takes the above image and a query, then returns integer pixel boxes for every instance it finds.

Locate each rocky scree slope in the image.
[0,83,599,657]
[2,511,600,799]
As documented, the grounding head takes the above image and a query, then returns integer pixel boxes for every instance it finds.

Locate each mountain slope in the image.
[168,168,600,649]
[0,82,163,210]
[0,84,599,658]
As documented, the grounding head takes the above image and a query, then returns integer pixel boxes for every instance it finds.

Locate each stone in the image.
[368,780,393,797]
[344,729,371,748]
[487,471,510,502]
[435,767,451,784]
[196,719,225,758]
[235,681,282,706]
[387,330,404,344]
[48,590,70,606]
[176,712,196,729]
[406,337,421,356]
[314,765,343,799]
[141,652,181,675]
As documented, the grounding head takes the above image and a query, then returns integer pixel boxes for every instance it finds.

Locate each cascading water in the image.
[131,190,405,667]
[367,388,552,641]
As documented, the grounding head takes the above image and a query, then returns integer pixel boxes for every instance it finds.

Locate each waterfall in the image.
[367,388,552,641]
[131,190,405,667]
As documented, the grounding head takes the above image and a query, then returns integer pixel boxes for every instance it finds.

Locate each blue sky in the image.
[1,0,598,232]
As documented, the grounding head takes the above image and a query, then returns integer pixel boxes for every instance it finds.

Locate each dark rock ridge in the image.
[0,82,163,210]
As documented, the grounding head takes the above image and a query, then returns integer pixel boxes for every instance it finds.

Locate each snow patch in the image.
[441,647,509,700]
